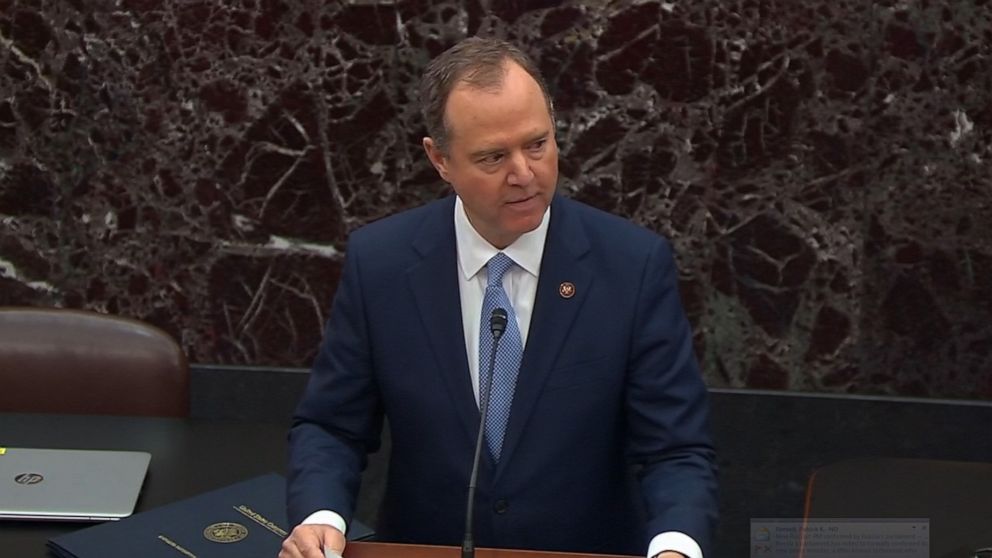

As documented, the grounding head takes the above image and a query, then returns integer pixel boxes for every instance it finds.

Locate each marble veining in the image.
[1,1,990,399]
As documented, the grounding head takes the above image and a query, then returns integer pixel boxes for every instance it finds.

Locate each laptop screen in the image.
[0,447,150,521]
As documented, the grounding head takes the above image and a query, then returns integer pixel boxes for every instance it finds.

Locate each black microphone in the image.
[462,307,507,558]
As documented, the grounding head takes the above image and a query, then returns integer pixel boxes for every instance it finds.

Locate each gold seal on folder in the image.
[203,522,248,543]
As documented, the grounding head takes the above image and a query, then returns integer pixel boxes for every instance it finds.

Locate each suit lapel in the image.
[495,196,592,477]
[407,197,480,446]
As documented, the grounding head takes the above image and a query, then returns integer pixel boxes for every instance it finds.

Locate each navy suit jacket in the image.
[288,194,718,556]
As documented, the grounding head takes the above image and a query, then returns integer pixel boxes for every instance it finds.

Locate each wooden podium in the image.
[345,541,635,558]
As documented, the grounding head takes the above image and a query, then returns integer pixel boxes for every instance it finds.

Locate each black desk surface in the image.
[0,413,289,558]
[805,457,992,558]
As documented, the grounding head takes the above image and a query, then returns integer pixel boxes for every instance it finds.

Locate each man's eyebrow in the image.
[469,146,505,159]
[469,131,551,158]
[525,130,551,143]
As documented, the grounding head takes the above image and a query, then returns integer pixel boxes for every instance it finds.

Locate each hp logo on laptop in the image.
[14,473,44,485]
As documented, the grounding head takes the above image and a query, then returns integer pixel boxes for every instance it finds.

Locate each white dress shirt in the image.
[304,196,702,558]
[453,196,547,404]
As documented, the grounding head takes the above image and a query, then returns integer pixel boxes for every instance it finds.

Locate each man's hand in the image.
[279,524,346,558]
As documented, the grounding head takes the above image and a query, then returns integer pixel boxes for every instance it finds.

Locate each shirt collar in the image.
[454,195,550,281]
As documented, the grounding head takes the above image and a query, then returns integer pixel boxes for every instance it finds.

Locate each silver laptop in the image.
[0,447,150,521]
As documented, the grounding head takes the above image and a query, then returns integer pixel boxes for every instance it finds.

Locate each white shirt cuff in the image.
[301,509,348,537]
[647,531,703,558]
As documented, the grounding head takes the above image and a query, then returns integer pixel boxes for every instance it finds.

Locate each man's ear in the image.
[423,137,451,183]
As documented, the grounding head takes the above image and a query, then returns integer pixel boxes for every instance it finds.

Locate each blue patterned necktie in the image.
[479,252,524,462]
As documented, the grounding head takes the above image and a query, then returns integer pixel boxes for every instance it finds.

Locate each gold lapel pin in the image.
[559,281,576,299]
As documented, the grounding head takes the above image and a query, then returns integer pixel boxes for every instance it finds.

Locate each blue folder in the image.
[48,473,373,558]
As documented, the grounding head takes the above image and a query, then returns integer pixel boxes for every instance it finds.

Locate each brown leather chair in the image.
[802,457,992,558]
[0,307,189,417]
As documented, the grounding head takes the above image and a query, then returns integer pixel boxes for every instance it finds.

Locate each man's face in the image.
[424,61,558,249]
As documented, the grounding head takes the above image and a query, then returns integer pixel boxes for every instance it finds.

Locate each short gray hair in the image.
[419,37,555,154]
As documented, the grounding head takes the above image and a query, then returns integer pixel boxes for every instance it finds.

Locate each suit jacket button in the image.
[493,499,509,514]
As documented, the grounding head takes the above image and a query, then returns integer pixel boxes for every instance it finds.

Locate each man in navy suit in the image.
[281,37,718,558]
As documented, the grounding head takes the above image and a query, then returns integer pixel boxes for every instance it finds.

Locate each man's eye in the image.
[481,153,504,165]
[530,140,546,151]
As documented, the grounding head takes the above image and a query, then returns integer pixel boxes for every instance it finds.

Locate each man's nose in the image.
[506,151,534,185]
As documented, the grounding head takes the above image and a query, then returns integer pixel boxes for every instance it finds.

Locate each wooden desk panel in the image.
[346,541,633,558]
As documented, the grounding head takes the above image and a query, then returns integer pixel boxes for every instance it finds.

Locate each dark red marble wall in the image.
[1,1,990,399]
